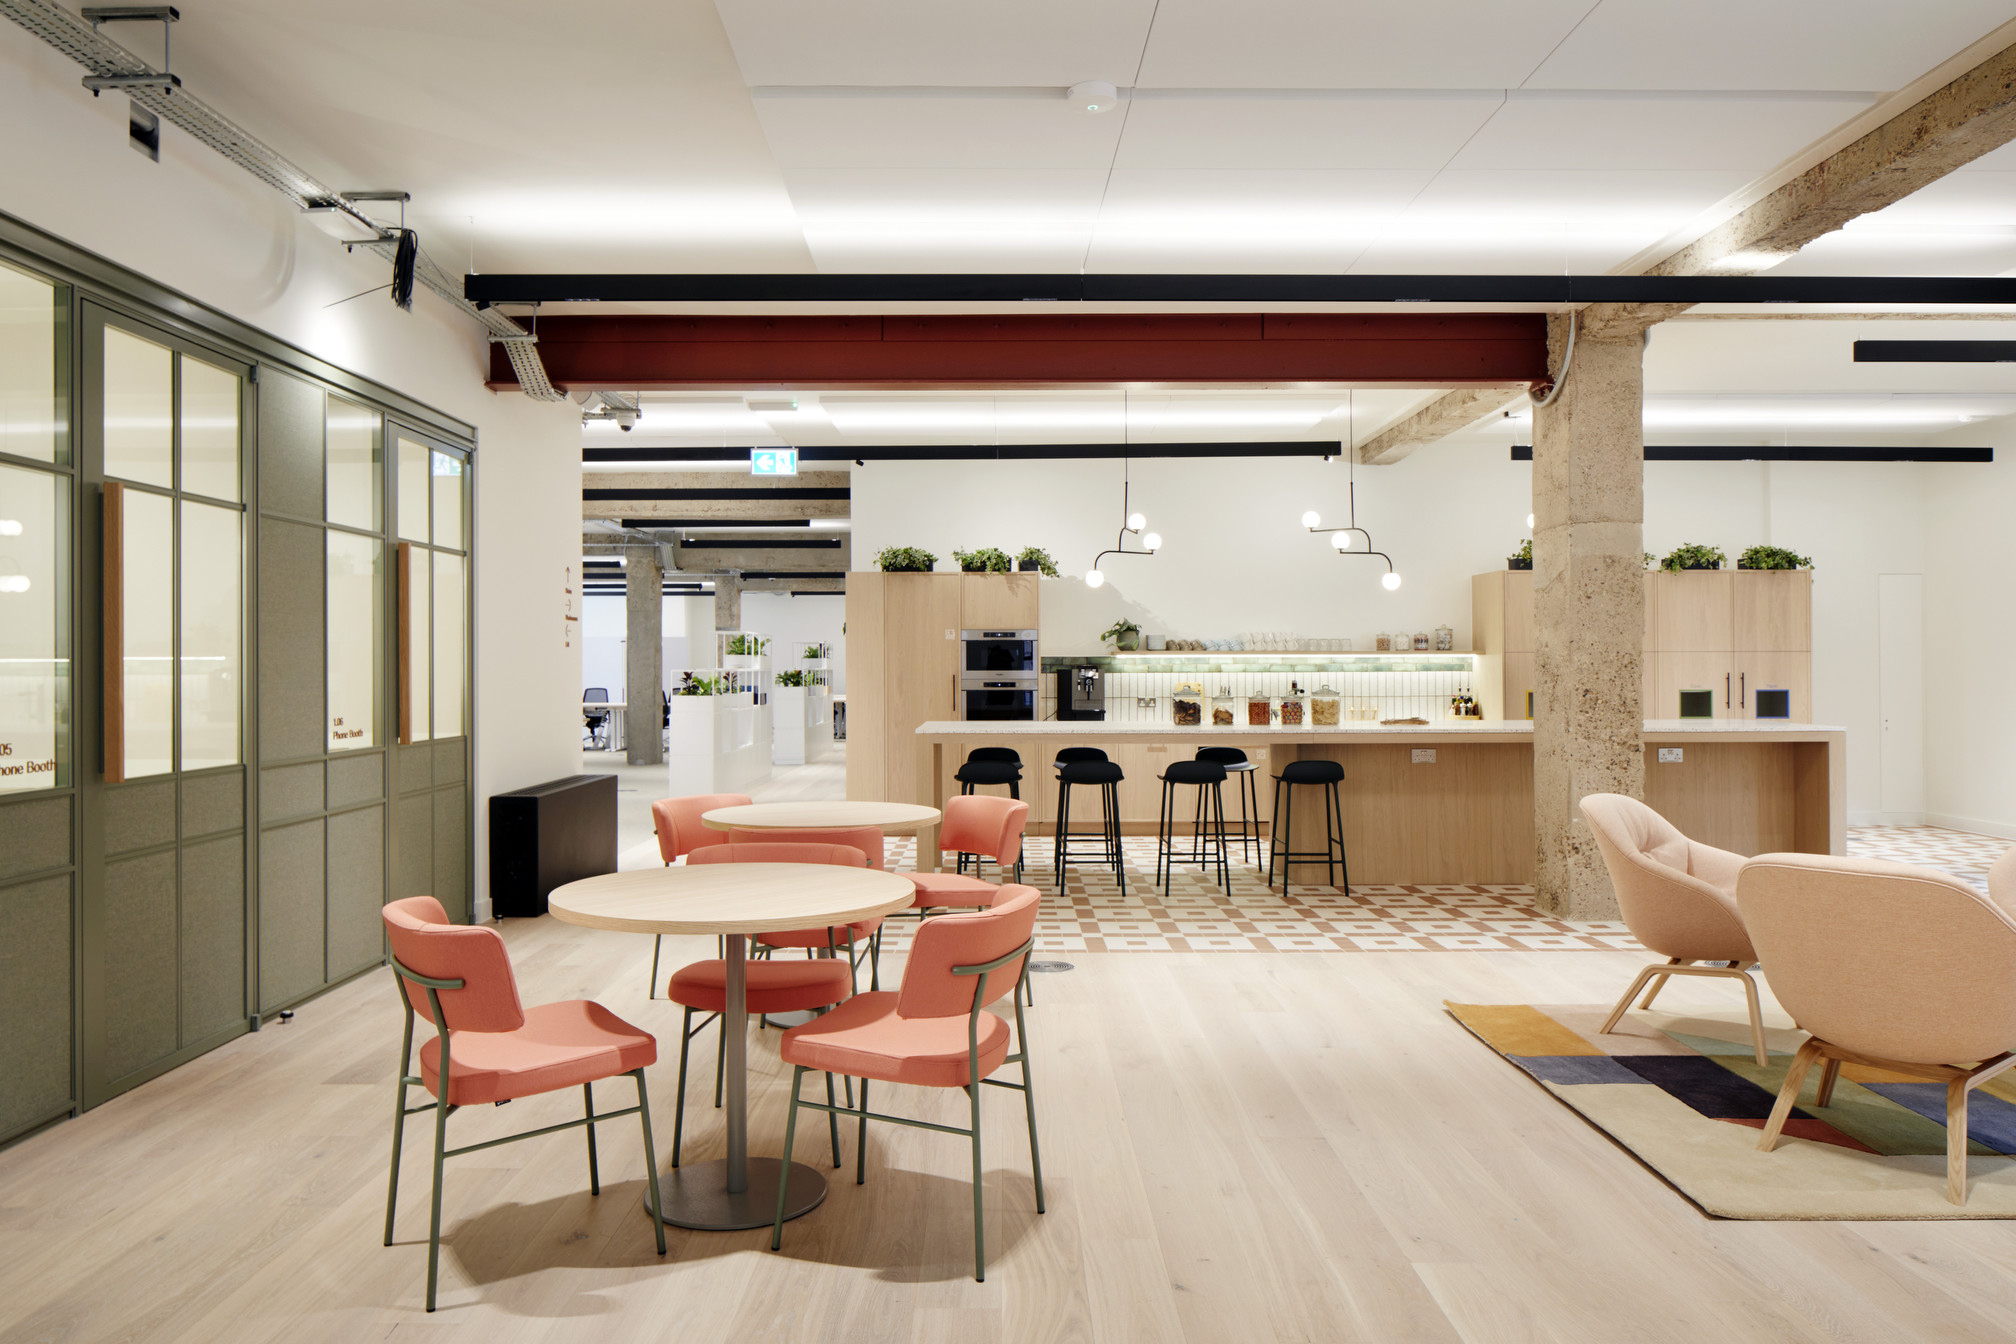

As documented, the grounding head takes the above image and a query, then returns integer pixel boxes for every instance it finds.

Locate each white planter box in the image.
[665,691,772,794]
[772,685,833,765]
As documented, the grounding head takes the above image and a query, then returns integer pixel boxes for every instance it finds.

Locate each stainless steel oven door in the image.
[961,629,1039,675]
[961,680,1037,721]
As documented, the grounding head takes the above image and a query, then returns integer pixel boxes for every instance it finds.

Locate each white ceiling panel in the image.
[1525,0,2013,91]
[1114,96,1499,171]
[781,167,1110,219]
[1400,169,1753,223]
[715,0,1157,86]
[1135,0,1600,89]
[1098,169,1435,219]
[1446,95,1874,173]
[753,96,1124,170]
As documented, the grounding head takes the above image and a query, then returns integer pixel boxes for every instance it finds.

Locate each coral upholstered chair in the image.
[770,884,1045,1282]
[666,843,864,1168]
[381,896,664,1312]
[647,792,751,995]
[904,794,1030,910]
[1739,851,2016,1205]
[1580,793,1768,1066]
[722,825,889,987]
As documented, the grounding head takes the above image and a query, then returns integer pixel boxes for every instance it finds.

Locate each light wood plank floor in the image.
[8,925,2016,1343]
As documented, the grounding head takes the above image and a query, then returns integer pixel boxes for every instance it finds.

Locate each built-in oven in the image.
[961,629,1039,676]
[961,679,1037,721]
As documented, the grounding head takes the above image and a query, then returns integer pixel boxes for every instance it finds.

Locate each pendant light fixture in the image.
[1300,393,1401,589]
[1086,394,1160,588]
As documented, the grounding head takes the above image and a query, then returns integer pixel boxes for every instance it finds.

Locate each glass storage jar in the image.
[1390,633,1410,654]
[1211,690,1238,727]
[1413,632,1431,651]
[1311,684,1341,726]
[1172,684,1203,727]
[1246,694,1274,726]
[1434,624,1454,651]
[1373,633,1392,652]
[1278,688,1307,726]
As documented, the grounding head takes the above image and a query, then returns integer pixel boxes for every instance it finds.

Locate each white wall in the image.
[741,592,848,693]
[0,28,582,919]
[852,444,1927,820]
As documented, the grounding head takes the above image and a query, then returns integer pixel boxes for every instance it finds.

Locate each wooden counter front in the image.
[911,721,1845,886]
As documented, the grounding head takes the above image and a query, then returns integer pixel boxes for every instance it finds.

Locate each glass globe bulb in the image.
[1301,511,1321,529]
[1331,531,1352,550]
[1086,568,1105,588]
[1126,512,1146,532]
[1526,512,1535,529]
[1381,571,1402,591]
[1142,532,1162,551]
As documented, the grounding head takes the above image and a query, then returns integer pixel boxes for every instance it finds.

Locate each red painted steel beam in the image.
[487,314,1548,389]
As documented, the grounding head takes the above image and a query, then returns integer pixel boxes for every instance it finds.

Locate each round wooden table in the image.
[547,863,915,1231]
[700,800,942,834]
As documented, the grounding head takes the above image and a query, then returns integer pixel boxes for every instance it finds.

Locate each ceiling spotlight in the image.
[1381,571,1402,591]
[1067,81,1119,113]
[1301,511,1321,529]
[1086,568,1105,588]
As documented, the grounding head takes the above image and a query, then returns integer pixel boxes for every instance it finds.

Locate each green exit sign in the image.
[751,449,798,476]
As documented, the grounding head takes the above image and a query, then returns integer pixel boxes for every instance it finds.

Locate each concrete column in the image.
[625,548,664,765]
[1531,313,1645,918]
[714,575,742,632]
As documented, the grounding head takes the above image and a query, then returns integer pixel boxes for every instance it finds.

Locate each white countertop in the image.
[918,719,1844,736]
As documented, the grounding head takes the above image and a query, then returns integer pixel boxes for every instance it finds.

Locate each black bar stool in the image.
[1194,746,1261,865]
[1053,754,1125,895]
[1157,758,1230,895]
[1267,758,1348,893]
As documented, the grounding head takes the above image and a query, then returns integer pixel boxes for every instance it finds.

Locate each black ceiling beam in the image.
[1854,340,2016,362]
[468,273,2016,306]
[1509,445,1992,463]
[583,487,849,501]
[678,537,843,549]
[618,517,812,528]
[583,441,1340,463]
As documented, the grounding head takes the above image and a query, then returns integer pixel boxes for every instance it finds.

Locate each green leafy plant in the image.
[673,672,717,696]
[775,669,807,687]
[1644,552,1656,569]
[1738,544,1814,571]
[953,546,1013,574]
[723,634,770,657]
[1507,539,1533,570]
[876,546,937,572]
[1015,546,1059,577]
[1101,618,1141,651]
[1660,542,1726,573]
[801,643,824,660]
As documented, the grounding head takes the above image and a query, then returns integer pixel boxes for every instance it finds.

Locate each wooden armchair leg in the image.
[1738,968,1769,1067]
[1947,1077,1972,1206]
[1759,1039,1823,1152]
[1638,958,1686,1010]
[1600,964,1663,1036]
[1814,1057,1841,1107]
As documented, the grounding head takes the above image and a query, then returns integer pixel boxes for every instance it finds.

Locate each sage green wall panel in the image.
[433,787,467,923]
[103,779,176,855]
[259,762,323,823]
[396,743,432,795]
[325,805,384,979]
[255,365,322,520]
[257,517,325,762]
[0,795,71,881]
[179,835,245,1042]
[181,769,244,839]
[103,850,178,1081]
[0,875,72,1139]
[433,739,466,786]
[395,794,431,902]
[326,752,384,810]
[258,818,325,1009]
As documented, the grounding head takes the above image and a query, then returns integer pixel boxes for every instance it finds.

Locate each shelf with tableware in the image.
[665,667,772,794]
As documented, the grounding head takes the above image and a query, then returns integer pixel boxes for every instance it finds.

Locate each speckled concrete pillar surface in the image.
[1531,315,1645,919]
[626,546,665,766]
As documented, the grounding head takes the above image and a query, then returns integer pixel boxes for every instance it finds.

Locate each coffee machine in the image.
[1056,665,1105,721]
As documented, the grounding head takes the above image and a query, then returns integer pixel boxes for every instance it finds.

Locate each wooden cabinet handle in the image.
[102,482,124,783]
[1724,672,1730,709]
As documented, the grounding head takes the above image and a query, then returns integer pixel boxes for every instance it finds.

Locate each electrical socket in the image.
[1658,747,1684,764]
[1411,749,1436,764]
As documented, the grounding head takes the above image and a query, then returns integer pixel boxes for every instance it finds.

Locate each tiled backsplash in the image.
[1037,656,1481,725]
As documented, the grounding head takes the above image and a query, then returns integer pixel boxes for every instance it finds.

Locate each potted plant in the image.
[1015,546,1059,577]
[673,672,717,697]
[953,546,1013,574]
[775,669,807,687]
[801,643,824,661]
[1101,618,1141,652]
[1507,539,1532,570]
[1737,544,1814,570]
[876,546,937,573]
[724,633,767,657]
[1660,542,1726,573]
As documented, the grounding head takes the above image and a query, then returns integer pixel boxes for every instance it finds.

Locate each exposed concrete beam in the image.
[1355,385,1529,465]
[583,498,848,522]
[1360,35,2016,457]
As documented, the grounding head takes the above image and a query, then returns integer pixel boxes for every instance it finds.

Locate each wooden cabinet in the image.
[847,572,1037,802]
[1478,568,1813,723]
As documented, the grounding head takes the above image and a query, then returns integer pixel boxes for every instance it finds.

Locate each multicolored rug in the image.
[1450,1001,2016,1218]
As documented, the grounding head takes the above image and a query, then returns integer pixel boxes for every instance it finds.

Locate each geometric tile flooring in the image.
[860,825,2010,956]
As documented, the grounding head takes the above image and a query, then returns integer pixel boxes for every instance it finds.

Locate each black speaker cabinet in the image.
[489,774,618,918]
